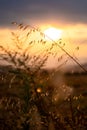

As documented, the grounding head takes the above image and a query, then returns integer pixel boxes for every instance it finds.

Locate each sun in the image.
[44,27,62,40]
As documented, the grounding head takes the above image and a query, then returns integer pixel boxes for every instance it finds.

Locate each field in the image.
[0,65,87,130]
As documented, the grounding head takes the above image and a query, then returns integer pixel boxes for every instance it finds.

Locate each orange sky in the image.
[0,24,87,66]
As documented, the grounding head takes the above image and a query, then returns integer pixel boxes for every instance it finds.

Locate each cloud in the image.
[0,0,87,28]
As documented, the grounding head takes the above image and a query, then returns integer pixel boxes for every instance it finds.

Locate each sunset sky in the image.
[0,0,87,67]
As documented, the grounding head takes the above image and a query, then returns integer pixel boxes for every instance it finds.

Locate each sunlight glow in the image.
[44,27,62,40]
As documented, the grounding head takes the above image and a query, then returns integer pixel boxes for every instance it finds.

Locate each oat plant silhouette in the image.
[0,22,87,130]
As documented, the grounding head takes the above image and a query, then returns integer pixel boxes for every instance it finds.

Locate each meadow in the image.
[0,66,87,130]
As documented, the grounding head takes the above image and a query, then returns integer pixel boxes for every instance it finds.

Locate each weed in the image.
[0,22,87,130]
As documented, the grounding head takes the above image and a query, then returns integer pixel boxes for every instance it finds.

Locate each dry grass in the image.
[0,22,87,130]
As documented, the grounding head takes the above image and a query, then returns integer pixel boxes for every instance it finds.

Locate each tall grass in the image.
[0,22,87,130]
